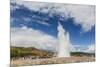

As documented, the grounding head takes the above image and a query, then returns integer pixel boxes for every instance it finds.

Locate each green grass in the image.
[10,46,95,59]
[10,46,53,59]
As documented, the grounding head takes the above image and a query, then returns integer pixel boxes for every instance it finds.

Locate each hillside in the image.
[11,46,54,59]
[11,46,95,60]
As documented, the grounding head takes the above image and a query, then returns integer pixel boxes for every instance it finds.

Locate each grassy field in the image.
[11,46,54,59]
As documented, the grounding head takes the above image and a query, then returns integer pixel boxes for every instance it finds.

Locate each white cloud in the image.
[73,44,95,53]
[35,20,50,26]
[11,26,58,51]
[11,1,95,32]
[10,3,20,11]
[11,26,95,53]
[85,44,95,53]
[68,5,95,32]
[72,45,87,52]
[32,15,50,26]
[11,15,50,26]
[11,26,75,52]
[69,43,76,52]
[22,17,31,22]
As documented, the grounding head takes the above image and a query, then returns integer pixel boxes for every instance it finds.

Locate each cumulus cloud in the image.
[22,17,31,22]
[67,5,95,32]
[32,15,50,26]
[10,5,19,11]
[85,44,95,53]
[11,26,75,52]
[11,0,95,32]
[11,26,94,53]
[73,44,95,53]
[11,26,58,51]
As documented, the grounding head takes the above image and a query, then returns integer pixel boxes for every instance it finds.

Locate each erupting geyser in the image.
[57,22,70,57]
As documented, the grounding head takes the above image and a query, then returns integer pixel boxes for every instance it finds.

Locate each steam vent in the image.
[57,22,70,57]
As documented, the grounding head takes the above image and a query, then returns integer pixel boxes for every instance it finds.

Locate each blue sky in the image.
[10,1,95,52]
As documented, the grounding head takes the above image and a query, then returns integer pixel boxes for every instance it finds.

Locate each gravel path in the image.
[11,56,95,66]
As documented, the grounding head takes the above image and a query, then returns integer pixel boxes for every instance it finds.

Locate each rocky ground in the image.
[11,56,95,67]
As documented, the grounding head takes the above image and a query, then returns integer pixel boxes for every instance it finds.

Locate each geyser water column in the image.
[57,22,70,57]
